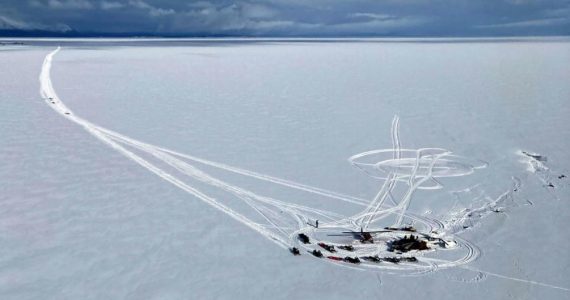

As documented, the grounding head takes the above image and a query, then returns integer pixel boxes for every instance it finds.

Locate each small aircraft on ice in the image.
[328,226,419,244]
[327,228,381,243]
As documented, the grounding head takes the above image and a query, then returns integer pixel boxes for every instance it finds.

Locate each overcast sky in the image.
[1,0,569,36]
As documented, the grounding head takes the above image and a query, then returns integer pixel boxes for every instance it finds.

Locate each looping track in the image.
[38,48,570,292]
[39,46,483,273]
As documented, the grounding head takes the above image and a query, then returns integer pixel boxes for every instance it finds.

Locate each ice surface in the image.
[1,38,569,299]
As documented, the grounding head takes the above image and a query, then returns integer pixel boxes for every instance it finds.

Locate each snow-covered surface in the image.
[1,39,569,299]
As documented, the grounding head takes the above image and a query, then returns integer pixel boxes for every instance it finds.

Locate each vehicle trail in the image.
[39,48,569,292]
[41,47,460,269]
[41,47,292,249]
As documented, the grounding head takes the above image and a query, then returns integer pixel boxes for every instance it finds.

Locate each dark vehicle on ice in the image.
[311,249,323,258]
[338,245,355,251]
[318,242,336,253]
[382,257,401,264]
[362,256,381,263]
[327,256,343,261]
[343,257,361,264]
[401,257,418,262]
[290,247,301,256]
[298,233,310,244]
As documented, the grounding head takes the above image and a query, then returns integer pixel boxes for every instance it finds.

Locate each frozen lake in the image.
[1,38,569,299]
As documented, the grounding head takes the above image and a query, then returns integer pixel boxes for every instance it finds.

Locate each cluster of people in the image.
[387,235,429,253]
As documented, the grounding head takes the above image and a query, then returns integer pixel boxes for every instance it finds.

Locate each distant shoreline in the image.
[1,36,570,44]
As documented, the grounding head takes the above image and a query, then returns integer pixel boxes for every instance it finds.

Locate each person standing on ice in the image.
[315,220,319,228]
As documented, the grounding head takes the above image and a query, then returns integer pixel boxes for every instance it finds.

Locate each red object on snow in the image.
[327,256,343,261]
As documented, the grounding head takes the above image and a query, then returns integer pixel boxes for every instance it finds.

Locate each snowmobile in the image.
[311,249,323,258]
[343,256,360,264]
[382,257,401,264]
[338,245,354,251]
[298,233,310,244]
[362,255,381,263]
[318,242,336,253]
[290,247,301,256]
[401,257,417,262]
[327,256,343,261]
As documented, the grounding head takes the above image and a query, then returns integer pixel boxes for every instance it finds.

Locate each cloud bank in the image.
[1,0,568,36]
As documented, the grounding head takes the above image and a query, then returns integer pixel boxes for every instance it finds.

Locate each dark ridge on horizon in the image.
[1,29,568,39]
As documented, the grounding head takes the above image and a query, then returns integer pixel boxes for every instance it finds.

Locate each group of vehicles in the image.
[289,227,425,265]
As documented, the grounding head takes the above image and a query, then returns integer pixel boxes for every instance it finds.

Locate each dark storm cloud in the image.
[0,0,569,36]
